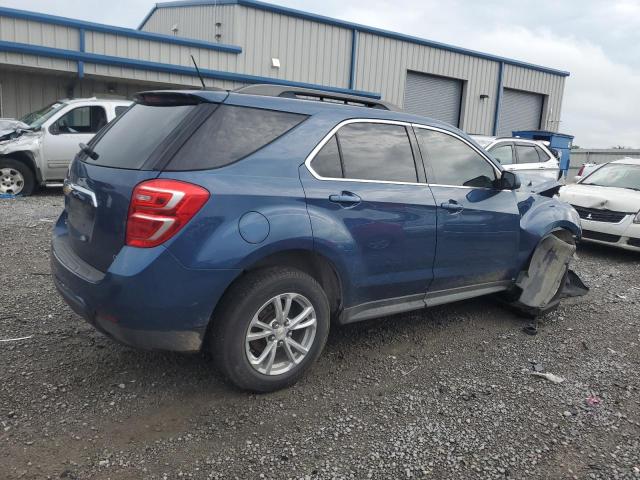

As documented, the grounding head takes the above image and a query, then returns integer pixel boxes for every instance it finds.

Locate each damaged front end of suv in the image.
[500,181,589,318]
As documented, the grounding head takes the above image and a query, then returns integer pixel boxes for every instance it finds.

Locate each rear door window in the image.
[335,123,417,183]
[490,143,515,165]
[167,106,307,171]
[516,144,542,164]
[311,136,343,178]
[88,103,196,169]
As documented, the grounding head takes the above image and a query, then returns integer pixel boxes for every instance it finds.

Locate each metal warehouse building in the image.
[0,0,569,136]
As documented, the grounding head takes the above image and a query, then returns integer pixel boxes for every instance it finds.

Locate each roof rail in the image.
[234,84,399,111]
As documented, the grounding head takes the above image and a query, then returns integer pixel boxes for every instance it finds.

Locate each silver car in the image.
[472,136,561,187]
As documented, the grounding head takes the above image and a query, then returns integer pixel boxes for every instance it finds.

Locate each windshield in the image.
[20,102,67,129]
[581,163,640,191]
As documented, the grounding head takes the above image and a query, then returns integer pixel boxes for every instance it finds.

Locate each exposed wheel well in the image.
[246,250,343,316]
[0,152,40,183]
[551,227,576,245]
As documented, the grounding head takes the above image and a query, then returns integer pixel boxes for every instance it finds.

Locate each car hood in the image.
[559,184,640,213]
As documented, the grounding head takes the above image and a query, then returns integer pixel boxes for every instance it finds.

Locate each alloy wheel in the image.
[245,293,317,376]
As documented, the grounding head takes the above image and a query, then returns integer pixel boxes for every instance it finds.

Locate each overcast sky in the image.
[5,0,639,148]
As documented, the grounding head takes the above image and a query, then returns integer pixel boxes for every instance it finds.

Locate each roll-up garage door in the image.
[498,88,544,136]
[404,71,463,127]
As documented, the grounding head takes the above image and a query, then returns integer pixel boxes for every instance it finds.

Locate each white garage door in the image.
[404,72,463,127]
[498,89,544,136]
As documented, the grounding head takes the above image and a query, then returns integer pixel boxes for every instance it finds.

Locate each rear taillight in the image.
[577,165,585,177]
[126,179,210,248]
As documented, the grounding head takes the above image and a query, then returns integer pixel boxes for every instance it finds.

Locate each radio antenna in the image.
[190,55,206,89]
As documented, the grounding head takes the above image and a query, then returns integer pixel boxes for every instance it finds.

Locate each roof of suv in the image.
[145,89,460,135]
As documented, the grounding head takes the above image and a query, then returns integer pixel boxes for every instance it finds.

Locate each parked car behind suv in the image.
[0,97,131,196]
[51,86,583,392]
[472,136,561,187]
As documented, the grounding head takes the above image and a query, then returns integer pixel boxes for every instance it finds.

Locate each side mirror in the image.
[499,170,521,190]
[49,123,60,135]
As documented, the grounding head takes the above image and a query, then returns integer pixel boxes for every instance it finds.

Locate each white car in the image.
[472,136,561,187]
[0,97,131,196]
[574,162,599,182]
[559,158,640,252]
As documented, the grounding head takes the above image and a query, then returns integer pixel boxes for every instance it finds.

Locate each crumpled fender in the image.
[504,233,589,318]
[516,234,576,308]
[0,132,43,178]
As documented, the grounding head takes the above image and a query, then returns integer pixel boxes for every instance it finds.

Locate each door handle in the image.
[441,201,464,213]
[329,191,361,206]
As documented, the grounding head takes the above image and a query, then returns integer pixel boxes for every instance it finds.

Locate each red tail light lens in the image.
[126,179,210,248]
[577,165,585,177]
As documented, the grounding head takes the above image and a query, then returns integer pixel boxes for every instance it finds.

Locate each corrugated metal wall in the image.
[0,3,567,135]
[142,4,237,45]
[0,68,171,119]
[142,5,353,89]
[354,32,500,134]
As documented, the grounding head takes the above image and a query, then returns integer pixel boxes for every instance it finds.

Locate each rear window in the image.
[89,103,195,169]
[166,105,307,171]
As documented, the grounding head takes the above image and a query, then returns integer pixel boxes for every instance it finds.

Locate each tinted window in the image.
[311,135,343,178]
[89,104,195,169]
[115,105,129,117]
[337,123,417,183]
[490,144,515,165]
[516,145,541,164]
[416,129,497,188]
[54,106,107,134]
[169,106,306,170]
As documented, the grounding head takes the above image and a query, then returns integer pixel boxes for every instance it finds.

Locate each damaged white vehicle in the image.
[559,158,640,252]
[0,98,131,196]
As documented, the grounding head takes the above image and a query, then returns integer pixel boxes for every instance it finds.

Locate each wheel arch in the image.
[0,151,42,183]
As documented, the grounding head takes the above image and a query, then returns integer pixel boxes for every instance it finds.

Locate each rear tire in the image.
[210,267,330,392]
[0,158,35,196]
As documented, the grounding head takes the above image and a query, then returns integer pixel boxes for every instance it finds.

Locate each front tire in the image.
[210,267,330,392]
[0,158,35,196]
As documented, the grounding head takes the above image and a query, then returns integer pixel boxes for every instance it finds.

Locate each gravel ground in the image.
[1,191,639,480]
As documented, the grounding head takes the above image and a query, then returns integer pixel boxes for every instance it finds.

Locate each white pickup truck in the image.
[0,97,131,196]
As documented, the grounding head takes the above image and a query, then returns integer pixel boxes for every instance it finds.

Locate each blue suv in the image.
[51,85,582,392]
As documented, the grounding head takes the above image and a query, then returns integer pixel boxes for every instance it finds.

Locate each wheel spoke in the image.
[288,306,313,329]
[283,340,297,363]
[282,294,293,319]
[254,320,273,332]
[290,317,316,331]
[273,295,284,322]
[250,340,275,365]
[264,342,278,374]
[286,337,309,354]
[247,330,272,341]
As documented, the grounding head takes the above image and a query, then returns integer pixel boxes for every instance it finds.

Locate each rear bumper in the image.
[51,219,241,352]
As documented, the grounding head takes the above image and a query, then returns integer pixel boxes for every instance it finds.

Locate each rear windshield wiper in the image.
[79,143,99,161]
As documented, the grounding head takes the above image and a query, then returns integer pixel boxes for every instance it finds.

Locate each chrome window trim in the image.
[304,118,506,190]
[304,118,425,186]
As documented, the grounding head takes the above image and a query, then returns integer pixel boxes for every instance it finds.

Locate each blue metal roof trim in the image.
[0,40,381,100]
[0,6,241,54]
[143,0,570,77]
